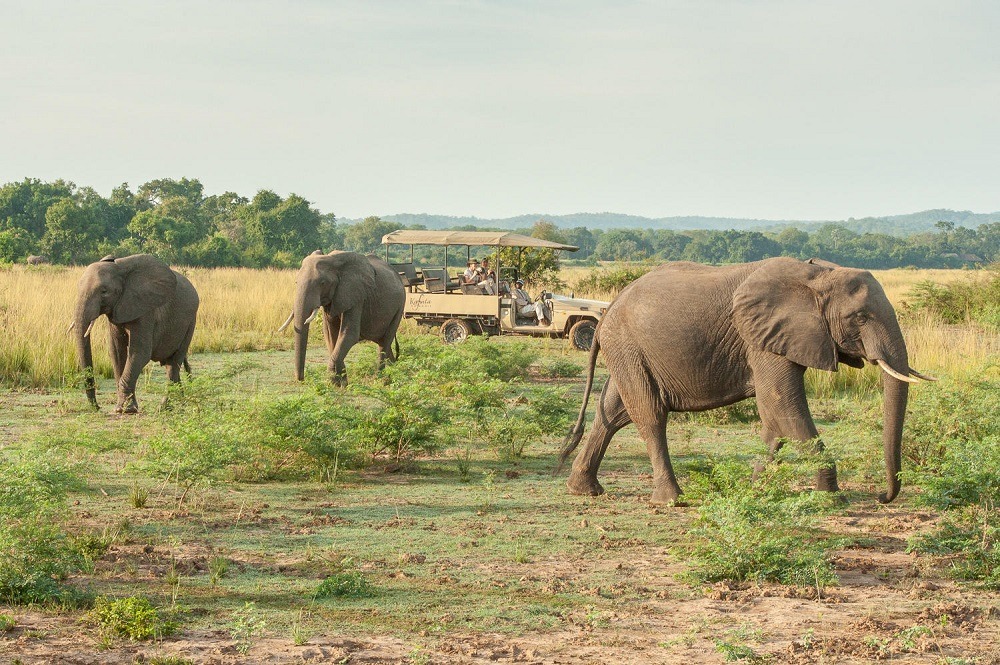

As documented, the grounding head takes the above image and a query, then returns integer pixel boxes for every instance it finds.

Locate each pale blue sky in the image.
[2,0,998,220]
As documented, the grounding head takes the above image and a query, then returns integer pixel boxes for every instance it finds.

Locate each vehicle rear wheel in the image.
[568,319,597,351]
[440,318,473,344]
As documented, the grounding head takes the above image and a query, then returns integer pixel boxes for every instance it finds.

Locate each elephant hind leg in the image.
[567,379,632,496]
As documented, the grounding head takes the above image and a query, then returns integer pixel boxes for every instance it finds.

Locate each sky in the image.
[1,0,998,221]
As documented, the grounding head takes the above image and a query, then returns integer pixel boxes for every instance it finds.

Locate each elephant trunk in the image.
[74,300,100,408]
[867,324,910,504]
[293,290,320,382]
[879,373,907,503]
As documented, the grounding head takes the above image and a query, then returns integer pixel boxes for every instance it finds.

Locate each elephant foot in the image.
[567,472,605,496]
[815,466,840,493]
[330,373,347,388]
[116,396,139,414]
[650,483,684,507]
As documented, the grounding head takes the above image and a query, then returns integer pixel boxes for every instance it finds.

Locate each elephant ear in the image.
[111,255,177,324]
[323,252,376,312]
[732,259,838,372]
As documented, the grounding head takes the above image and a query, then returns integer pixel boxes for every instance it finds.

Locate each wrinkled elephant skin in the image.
[74,254,199,414]
[560,258,932,505]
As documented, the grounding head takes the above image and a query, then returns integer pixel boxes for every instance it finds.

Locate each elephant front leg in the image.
[567,380,632,497]
[117,329,153,414]
[754,361,839,493]
[329,312,361,386]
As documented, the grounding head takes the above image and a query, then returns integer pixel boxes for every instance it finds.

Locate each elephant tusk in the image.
[303,308,320,325]
[908,368,938,382]
[67,321,75,333]
[276,311,294,333]
[83,320,96,338]
[877,359,920,383]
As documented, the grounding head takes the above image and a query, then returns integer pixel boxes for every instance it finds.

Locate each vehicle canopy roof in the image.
[381,230,578,252]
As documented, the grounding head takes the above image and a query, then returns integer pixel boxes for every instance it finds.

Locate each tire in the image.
[440,318,473,344]
[568,319,597,351]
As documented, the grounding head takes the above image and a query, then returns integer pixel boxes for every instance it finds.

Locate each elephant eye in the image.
[853,312,869,324]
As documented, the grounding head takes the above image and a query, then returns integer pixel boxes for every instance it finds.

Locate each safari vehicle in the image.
[381,230,608,350]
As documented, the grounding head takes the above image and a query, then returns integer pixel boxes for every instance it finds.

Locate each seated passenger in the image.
[463,258,480,284]
[477,257,497,295]
[512,279,551,326]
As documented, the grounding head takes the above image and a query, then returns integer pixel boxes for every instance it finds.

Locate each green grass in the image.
[1,328,998,657]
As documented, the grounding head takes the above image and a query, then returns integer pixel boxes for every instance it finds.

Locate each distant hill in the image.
[344,209,1000,237]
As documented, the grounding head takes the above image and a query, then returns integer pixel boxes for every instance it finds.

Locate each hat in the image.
[467,258,479,265]
[515,279,524,286]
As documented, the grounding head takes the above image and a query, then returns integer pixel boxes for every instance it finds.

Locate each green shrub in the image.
[684,459,840,587]
[228,601,267,654]
[903,267,1000,327]
[902,372,1000,508]
[902,369,1000,588]
[537,356,583,378]
[315,571,377,599]
[91,595,177,641]
[908,504,1000,589]
[0,613,16,632]
[574,265,652,296]
[0,456,86,605]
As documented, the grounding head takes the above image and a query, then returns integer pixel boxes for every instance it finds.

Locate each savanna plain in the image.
[1,264,999,664]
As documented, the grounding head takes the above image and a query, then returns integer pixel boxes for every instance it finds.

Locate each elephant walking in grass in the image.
[279,250,405,385]
[559,257,935,506]
[73,254,199,413]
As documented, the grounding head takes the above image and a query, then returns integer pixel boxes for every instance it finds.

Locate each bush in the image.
[903,267,1000,328]
[91,595,177,641]
[573,265,652,297]
[902,367,1000,588]
[315,571,377,599]
[684,459,841,587]
[902,372,1000,508]
[0,456,87,605]
[537,356,583,378]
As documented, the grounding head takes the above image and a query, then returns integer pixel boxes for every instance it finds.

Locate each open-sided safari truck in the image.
[381,230,608,350]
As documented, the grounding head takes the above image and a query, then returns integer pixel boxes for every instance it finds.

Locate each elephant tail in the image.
[394,336,400,360]
[183,358,192,375]
[555,328,602,474]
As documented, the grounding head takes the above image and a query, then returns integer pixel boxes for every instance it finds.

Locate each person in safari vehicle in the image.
[512,279,551,326]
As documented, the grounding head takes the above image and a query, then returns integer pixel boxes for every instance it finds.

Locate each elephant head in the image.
[732,257,933,503]
[73,254,176,407]
[282,251,376,381]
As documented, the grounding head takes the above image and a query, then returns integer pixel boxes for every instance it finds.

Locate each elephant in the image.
[27,254,50,265]
[278,250,405,385]
[559,257,935,506]
[72,254,199,413]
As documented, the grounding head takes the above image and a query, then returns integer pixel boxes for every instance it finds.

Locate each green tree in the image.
[0,178,75,239]
[40,198,101,264]
[343,216,397,254]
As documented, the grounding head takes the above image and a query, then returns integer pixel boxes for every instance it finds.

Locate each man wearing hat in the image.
[512,279,551,326]
[462,258,481,284]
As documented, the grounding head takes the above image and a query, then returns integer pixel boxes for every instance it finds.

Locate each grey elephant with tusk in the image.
[73,254,199,413]
[278,250,405,385]
[558,257,935,506]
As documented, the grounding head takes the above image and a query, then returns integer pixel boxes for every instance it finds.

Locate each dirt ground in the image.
[3,502,998,665]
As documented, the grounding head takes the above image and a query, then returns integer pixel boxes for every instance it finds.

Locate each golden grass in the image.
[1,264,995,388]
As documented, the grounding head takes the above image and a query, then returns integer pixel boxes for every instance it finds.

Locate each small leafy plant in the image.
[315,571,377,599]
[91,595,177,641]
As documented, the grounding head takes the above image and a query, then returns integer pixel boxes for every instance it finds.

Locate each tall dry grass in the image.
[1,263,995,389]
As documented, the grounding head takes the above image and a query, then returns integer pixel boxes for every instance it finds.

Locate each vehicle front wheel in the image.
[440,318,473,344]
[568,319,597,351]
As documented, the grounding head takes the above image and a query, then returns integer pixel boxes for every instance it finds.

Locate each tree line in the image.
[1,177,997,269]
